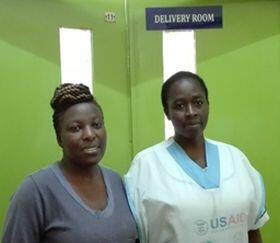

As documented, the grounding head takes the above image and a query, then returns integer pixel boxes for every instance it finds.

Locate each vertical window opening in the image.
[59,28,93,92]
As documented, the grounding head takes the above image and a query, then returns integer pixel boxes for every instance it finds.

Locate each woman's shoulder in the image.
[29,163,58,186]
[133,139,171,161]
[8,164,55,206]
[206,138,260,175]
[206,138,246,156]
[16,164,54,188]
[100,166,122,181]
[126,139,175,177]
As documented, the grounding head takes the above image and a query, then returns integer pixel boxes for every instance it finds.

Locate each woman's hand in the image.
[248,229,263,243]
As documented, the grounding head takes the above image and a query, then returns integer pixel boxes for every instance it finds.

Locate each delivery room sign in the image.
[146,6,223,30]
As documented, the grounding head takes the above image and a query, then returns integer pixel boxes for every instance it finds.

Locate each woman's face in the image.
[165,78,209,142]
[57,102,106,167]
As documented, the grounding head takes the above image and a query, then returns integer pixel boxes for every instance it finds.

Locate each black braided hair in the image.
[50,83,102,136]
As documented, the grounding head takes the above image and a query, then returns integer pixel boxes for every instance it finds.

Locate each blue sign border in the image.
[146,6,223,30]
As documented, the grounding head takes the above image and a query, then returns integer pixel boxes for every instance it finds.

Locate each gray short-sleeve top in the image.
[2,163,137,243]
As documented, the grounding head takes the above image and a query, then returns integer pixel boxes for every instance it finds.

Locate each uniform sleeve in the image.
[249,171,269,230]
[124,156,148,243]
[242,155,269,230]
[2,176,44,243]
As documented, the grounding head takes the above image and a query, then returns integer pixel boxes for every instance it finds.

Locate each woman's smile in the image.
[82,145,100,154]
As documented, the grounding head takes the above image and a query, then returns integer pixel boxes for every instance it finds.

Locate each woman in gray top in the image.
[2,83,137,243]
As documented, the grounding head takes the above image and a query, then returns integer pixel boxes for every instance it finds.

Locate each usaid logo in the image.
[194,220,209,235]
[210,212,246,229]
[194,213,247,235]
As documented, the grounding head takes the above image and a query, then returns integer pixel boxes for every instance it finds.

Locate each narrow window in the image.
[59,28,93,92]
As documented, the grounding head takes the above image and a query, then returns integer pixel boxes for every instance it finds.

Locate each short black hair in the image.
[161,71,209,111]
[50,83,103,136]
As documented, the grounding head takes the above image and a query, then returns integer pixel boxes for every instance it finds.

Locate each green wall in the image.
[0,0,132,232]
[0,0,279,241]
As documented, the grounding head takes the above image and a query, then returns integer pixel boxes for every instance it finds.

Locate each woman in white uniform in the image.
[125,71,269,243]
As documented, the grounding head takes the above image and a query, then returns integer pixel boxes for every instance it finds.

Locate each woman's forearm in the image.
[248,229,263,243]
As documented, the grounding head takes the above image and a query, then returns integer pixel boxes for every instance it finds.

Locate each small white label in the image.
[105,12,116,23]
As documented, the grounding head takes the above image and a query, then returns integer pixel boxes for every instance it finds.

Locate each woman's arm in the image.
[248,229,262,243]
[2,177,43,243]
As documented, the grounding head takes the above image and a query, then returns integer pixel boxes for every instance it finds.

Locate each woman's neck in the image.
[59,159,99,180]
[59,159,107,211]
[174,135,207,168]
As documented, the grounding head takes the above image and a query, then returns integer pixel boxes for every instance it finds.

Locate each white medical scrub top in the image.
[125,138,269,243]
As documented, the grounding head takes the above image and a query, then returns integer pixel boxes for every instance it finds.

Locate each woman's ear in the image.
[56,134,63,148]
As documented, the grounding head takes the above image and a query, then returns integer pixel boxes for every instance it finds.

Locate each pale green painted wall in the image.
[0,0,279,241]
[0,0,132,232]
